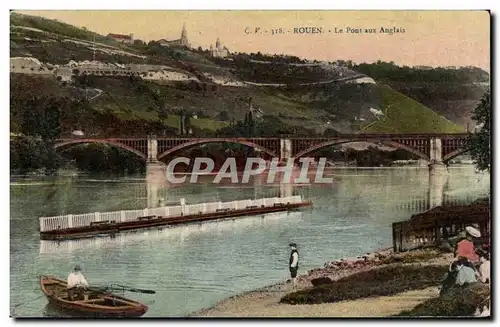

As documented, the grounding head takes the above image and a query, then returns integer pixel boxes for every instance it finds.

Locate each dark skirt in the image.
[290,267,298,278]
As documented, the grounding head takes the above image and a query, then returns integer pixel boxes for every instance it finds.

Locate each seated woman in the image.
[440,258,477,295]
[455,258,478,286]
[476,248,490,284]
[455,226,481,263]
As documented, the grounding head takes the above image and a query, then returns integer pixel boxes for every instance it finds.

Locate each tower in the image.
[216,37,221,50]
[181,23,188,47]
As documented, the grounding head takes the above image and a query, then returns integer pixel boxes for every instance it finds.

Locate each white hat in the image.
[466,226,481,238]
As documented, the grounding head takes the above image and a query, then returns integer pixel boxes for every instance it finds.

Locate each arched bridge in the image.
[54,133,469,166]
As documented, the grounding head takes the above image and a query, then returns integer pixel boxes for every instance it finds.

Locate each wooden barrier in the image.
[392,201,491,252]
[39,195,303,233]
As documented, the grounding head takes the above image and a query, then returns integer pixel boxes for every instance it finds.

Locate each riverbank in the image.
[192,198,491,317]
[190,247,455,317]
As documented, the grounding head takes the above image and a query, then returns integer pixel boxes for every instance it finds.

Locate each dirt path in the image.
[192,282,440,317]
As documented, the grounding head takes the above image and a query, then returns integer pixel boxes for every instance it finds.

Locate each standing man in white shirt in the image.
[289,243,299,291]
[67,265,89,300]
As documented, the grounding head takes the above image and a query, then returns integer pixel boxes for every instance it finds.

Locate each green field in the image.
[360,85,465,133]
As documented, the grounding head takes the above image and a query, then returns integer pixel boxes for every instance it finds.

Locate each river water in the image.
[10,166,489,317]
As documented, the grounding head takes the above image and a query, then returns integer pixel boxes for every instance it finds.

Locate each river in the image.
[10,166,489,317]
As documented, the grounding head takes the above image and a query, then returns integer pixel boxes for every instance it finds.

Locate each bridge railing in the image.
[39,195,304,233]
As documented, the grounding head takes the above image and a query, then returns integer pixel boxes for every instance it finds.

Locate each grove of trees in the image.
[466,90,491,172]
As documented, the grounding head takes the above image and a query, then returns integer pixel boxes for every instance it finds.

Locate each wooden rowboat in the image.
[40,275,148,317]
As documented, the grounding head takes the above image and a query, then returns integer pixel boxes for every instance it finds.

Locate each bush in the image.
[280,264,448,305]
[396,284,490,317]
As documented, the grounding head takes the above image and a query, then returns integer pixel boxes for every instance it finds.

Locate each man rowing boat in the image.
[67,265,89,300]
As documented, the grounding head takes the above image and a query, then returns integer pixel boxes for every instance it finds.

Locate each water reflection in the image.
[43,303,75,318]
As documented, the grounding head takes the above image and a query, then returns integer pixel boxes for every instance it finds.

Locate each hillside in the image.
[10,12,467,138]
[354,62,490,130]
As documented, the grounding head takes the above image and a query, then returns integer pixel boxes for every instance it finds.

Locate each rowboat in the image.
[40,275,148,317]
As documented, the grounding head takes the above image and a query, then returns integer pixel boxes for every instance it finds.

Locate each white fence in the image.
[39,195,304,233]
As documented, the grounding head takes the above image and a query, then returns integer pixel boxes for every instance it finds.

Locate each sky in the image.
[15,10,490,70]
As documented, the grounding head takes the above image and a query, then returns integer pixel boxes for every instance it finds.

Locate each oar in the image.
[110,284,156,294]
[93,284,156,294]
[87,286,111,294]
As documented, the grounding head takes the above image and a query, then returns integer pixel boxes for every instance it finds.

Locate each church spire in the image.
[180,22,189,47]
[181,23,187,39]
[216,37,221,49]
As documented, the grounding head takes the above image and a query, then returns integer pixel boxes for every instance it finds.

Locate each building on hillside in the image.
[209,38,230,58]
[107,33,134,44]
[54,67,72,82]
[10,57,53,76]
[159,23,190,48]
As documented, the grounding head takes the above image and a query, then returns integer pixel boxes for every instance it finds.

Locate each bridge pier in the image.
[428,137,446,169]
[428,162,448,176]
[280,138,292,161]
[145,134,167,202]
[428,137,449,179]
[147,135,158,163]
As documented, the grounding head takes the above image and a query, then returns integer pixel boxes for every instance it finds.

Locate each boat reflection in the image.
[43,302,139,318]
[43,302,77,318]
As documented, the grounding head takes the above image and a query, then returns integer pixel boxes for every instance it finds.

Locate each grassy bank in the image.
[396,284,490,317]
[280,264,448,305]
[361,85,465,133]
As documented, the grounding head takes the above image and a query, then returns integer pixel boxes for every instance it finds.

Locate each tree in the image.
[21,96,63,140]
[179,109,185,135]
[184,112,192,135]
[247,110,255,136]
[243,112,249,128]
[217,110,230,121]
[466,90,491,172]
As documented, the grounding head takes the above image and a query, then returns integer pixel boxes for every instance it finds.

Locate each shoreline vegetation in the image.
[191,201,490,318]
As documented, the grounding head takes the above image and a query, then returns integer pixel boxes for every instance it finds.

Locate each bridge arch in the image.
[442,147,470,163]
[54,139,148,160]
[157,138,278,161]
[294,139,430,161]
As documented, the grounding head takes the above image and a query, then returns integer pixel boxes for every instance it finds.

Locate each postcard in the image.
[10,10,491,318]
